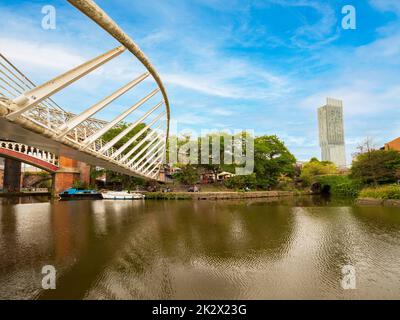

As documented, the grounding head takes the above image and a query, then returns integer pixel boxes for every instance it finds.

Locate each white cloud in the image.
[165,73,238,98]
[174,113,210,125]
[267,0,338,48]
[164,56,291,100]
[299,85,400,116]
[209,107,233,116]
[355,33,400,63]
[0,37,85,71]
[369,0,400,15]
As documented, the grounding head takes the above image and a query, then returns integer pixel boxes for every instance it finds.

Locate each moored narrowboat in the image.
[59,188,102,200]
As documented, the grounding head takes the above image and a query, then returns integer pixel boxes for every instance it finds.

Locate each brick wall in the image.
[0,169,3,189]
[77,161,91,185]
[385,137,400,152]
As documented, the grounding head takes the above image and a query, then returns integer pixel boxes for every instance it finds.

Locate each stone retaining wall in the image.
[356,198,400,207]
[145,190,312,200]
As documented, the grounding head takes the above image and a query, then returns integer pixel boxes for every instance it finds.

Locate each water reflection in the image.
[0,198,399,299]
[0,196,50,205]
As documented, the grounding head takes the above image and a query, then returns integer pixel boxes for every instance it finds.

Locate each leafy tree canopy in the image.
[253,135,297,189]
[300,158,338,186]
[172,164,199,185]
[351,149,400,185]
[102,122,148,153]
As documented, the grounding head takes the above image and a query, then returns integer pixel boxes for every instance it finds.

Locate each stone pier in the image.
[3,158,22,192]
[52,156,91,195]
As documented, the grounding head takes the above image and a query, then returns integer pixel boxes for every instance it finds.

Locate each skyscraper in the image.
[318,98,346,167]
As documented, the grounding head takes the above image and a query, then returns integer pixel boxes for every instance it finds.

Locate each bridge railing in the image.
[0,140,59,167]
[0,53,111,141]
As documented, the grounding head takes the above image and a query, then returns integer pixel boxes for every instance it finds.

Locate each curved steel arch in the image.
[0,0,171,181]
[67,0,171,142]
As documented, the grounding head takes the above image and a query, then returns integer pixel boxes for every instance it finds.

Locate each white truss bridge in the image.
[0,0,170,181]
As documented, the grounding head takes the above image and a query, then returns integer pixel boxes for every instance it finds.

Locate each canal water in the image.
[0,196,399,299]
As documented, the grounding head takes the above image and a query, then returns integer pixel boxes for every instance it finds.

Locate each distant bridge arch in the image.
[0,140,59,173]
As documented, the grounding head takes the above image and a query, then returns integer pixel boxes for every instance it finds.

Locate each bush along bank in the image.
[315,175,362,197]
[356,185,400,207]
[359,185,400,199]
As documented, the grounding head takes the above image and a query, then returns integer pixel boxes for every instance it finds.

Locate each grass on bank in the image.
[145,192,192,200]
[359,185,400,200]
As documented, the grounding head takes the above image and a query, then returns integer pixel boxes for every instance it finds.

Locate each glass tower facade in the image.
[318,98,346,167]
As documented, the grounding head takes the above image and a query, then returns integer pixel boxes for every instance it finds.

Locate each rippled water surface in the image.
[1,196,400,299]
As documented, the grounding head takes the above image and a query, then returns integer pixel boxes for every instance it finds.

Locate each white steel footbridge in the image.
[0,0,170,181]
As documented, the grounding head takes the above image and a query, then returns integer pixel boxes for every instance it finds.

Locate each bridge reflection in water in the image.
[0,197,400,299]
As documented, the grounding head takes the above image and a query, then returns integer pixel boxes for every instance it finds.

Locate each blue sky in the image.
[1,0,400,163]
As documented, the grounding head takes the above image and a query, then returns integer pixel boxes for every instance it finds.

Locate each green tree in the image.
[102,122,151,166]
[300,158,338,186]
[102,122,147,152]
[253,135,296,189]
[351,149,400,185]
[90,166,105,187]
[172,131,236,182]
[172,164,199,185]
[105,170,146,190]
[171,133,297,190]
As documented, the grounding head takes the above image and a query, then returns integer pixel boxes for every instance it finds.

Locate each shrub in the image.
[315,175,361,197]
[277,174,295,191]
[72,180,88,189]
[24,171,49,177]
[359,185,400,200]
[145,192,191,200]
[36,179,52,189]
[224,174,257,190]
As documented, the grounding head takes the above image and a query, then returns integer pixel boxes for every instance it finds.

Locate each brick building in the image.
[385,137,400,151]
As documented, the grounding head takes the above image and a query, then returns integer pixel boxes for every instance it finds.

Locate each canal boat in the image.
[101,191,145,200]
[59,188,102,200]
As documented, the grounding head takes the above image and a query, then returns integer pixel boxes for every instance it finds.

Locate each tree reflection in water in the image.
[0,197,399,299]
